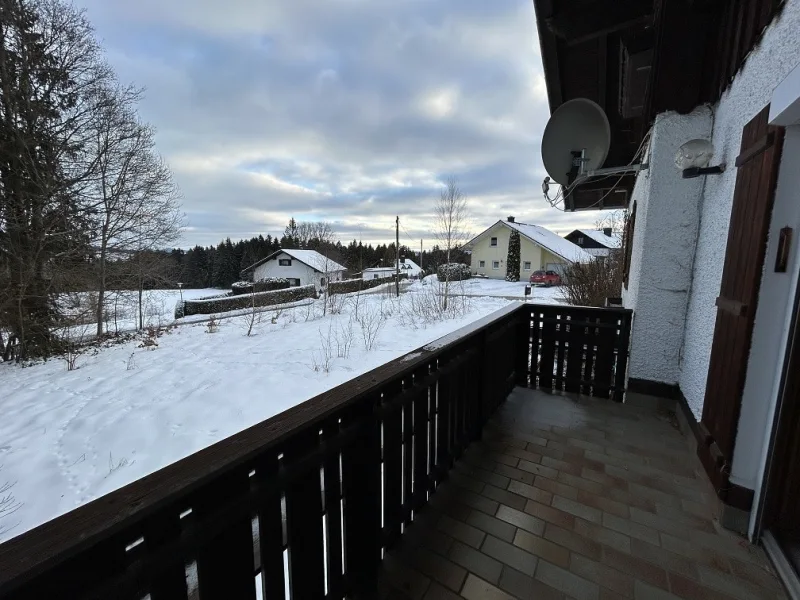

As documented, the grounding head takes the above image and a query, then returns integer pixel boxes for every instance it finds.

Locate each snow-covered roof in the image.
[575,229,622,249]
[364,258,422,273]
[467,220,593,263]
[280,249,347,272]
[241,249,346,276]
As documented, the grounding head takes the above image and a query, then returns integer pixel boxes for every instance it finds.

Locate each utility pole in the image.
[395,216,400,297]
[420,239,423,274]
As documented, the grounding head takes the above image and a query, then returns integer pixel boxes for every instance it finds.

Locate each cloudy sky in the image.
[74,0,598,248]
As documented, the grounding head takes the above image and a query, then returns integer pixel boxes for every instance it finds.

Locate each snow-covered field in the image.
[446,277,567,303]
[0,287,513,542]
[59,288,223,337]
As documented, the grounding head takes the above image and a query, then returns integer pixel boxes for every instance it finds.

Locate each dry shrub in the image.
[560,252,623,308]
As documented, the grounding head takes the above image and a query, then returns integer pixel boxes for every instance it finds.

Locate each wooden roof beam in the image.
[546,1,654,46]
[534,0,564,112]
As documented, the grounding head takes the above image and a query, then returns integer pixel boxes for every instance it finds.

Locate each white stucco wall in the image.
[679,1,800,420]
[623,109,713,385]
[730,127,800,511]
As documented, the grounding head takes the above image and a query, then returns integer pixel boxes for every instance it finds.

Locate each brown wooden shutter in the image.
[698,106,784,503]
[622,202,637,289]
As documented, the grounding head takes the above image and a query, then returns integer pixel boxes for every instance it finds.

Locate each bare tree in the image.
[128,250,179,331]
[84,86,182,336]
[594,210,627,235]
[0,476,22,539]
[242,289,262,336]
[297,221,335,250]
[433,177,470,310]
[300,221,340,316]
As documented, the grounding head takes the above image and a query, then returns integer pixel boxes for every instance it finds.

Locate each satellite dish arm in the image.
[570,162,649,189]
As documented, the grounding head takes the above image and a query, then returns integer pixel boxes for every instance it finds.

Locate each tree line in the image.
[161,217,470,289]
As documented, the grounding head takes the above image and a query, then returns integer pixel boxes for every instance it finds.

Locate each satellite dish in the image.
[542,98,611,187]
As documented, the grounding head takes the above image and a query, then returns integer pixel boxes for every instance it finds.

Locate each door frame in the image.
[756,258,800,538]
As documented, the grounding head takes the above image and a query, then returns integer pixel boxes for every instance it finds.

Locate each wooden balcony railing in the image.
[518,304,633,402]
[0,302,632,600]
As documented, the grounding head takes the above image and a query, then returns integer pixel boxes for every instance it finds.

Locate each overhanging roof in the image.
[533,0,786,212]
[534,0,655,212]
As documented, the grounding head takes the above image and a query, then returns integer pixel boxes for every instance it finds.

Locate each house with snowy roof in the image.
[362,257,423,281]
[564,228,622,259]
[240,249,346,291]
[464,216,592,280]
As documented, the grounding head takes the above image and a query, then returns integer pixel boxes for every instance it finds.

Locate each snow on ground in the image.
[419,276,567,304]
[0,288,513,542]
[59,288,223,338]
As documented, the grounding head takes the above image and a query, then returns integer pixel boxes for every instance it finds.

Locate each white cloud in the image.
[417,87,459,119]
[74,0,602,248]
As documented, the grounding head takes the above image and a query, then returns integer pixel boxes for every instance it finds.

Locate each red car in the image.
[530,270,562,286]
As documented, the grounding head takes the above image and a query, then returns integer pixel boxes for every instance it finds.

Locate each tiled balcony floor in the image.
[378,387,786,600]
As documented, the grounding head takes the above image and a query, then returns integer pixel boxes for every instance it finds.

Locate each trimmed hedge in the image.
[329,273,407,296]
[179,285,317,317]
[437,263,472,282]
[174,291,232,319]
[231,278,290,295]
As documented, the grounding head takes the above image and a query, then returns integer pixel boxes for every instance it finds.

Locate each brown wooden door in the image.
[698,106,784,501]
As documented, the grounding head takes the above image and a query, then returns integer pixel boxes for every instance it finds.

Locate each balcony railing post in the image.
[435,355,453,482]
[254,454,286,600]
[412,363,432,508]
[382,379,404,549]
[466,340,482,443]
[451,348,466,460]
[194,470,257,600]
[613,311,633,402]
[322,419,345,598]
[144,508,189,600]
[285,430,326,598]
[342,396,382,598]
[481,328,498,420]
[514,306,531,388]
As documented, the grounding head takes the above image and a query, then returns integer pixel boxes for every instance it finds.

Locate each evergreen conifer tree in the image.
[506,230,521,282]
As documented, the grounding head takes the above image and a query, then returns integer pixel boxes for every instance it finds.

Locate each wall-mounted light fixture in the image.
[675,139,725,179]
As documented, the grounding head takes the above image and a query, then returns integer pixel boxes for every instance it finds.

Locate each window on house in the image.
[523,261,531,270]
[320,277,326,286]
[492,261,500,269]
[490,237,498,247]
[479,260,485,268]
[289,278,301,286]
[278,258,291,266]
[577,236,585,245]
[374,274,379,279]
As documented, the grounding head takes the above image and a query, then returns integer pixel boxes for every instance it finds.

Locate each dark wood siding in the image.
[705,0,786,101]
[698,106,784,503]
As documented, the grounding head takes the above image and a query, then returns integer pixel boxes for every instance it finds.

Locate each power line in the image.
[399,221,418,246]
